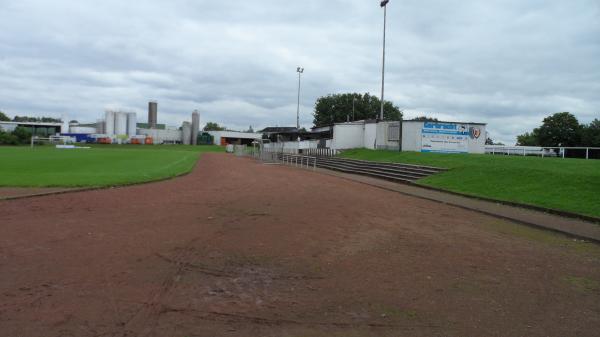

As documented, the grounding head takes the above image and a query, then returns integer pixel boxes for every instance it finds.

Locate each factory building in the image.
[206,130,262,146]
[0,121,64,135]
[58,101,203,145]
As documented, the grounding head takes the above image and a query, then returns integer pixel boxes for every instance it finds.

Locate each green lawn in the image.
[340,149,600,218]
[0,145,223,187]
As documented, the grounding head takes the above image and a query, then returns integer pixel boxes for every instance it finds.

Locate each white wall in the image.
[137,128,182,144]
[401,121,424,152]
[69,126,97,134]
[467,124,487,154]
[331,123,364,149]
[363,123,377,149]
[375,121,401,149]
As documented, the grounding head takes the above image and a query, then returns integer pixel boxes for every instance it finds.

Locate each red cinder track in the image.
[1,153,599,337]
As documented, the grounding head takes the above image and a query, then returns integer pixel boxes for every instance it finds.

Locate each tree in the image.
[485,137,505,146]
[69,120,79,124]
[12,115,61,123]
[0,130,19,145]
[537,112,581,147]
[203,122,226,131]
[412,116,439,121]
[0,111,10,121]
[312,92,402,126]
[516,129,540,146]
[12,126,32,144]
[581,118,600,147]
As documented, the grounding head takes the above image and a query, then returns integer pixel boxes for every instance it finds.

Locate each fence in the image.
[485,145,600,160]
[30,135,73,147]
[236,144,322,170]
[302,148,340,157]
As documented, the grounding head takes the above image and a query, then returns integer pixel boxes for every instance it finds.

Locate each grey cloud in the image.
[0,0,598,144]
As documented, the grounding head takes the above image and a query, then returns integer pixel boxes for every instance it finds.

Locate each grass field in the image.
[0,145,222,187]
[340,149,600,218]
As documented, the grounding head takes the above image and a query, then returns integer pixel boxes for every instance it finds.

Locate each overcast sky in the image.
[1,0,598,143]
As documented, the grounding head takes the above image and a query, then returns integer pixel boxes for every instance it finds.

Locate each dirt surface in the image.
[0,187,81,200]
[1,153,599,337]
[314,168,600,242]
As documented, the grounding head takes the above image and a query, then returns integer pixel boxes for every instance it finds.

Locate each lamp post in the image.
[296,67,304,130]
[379,0,389,121]
[352,96,356,121]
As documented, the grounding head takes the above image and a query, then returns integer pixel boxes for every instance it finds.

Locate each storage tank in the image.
[105,110,115,135]
[191,110,200,145]
[126,113,137,137]
[182,122,192,145]
[148,101,158,129]
[115,112,127,135]
[96,119,105,134]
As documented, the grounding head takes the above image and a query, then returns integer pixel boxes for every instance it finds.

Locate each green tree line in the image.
[312,93,402,126]
[516,112,600,147]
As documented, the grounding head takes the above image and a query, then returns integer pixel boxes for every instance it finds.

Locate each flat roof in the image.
[403,119,487,125]
[0,121,63,126]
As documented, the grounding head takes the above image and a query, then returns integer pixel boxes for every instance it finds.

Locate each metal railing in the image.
[485,145,600,160]
[302,148,340,157]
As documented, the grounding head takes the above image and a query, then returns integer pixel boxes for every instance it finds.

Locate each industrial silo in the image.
[105,110,115,135]
[126,113,137,137]
[191,110,200,145]
[115,112,127,135]
[182,122,192,145]
[96,119,105,134]
[148,101,158,129]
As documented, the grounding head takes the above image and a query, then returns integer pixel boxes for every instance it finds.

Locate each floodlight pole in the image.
[380,0,389,121]
[296,67,304,130]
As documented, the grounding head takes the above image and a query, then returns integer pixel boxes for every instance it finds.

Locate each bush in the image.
[12,127,32,144]
[0,130,19,145]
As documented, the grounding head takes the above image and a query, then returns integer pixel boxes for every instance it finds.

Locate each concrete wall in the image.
[363,123,377,149]
[331,123,364,149]
[375,121,401,150]
[69,126,97,134]
[137,128,182,144]
[401,121,424,152]
[468,124,487,154]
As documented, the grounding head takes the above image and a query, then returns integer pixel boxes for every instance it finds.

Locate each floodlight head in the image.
[297,67,304,73]
[380,0,389,7]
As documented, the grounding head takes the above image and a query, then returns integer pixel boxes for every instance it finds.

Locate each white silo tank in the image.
[115,112,127,135]
[182,122,192,145]
[126,113,137,137]
[105,110,115,135]
[191,111,200,145]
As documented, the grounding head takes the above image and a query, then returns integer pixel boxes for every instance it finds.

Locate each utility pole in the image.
[296,67,304,130]
[379,0,389,121]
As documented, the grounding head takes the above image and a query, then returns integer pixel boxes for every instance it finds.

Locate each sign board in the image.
[421,122,469,153]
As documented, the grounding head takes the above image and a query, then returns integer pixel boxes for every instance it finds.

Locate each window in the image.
[388,123,400,141]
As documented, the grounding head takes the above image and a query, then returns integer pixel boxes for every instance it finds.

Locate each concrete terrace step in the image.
[316,161,416,183]
[319,157,446,174]
[312,156,447,183]
[316,160,426,181]
[317,158,441,177]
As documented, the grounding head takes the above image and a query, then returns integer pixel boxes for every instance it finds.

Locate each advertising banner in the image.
[421,122,469,153]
